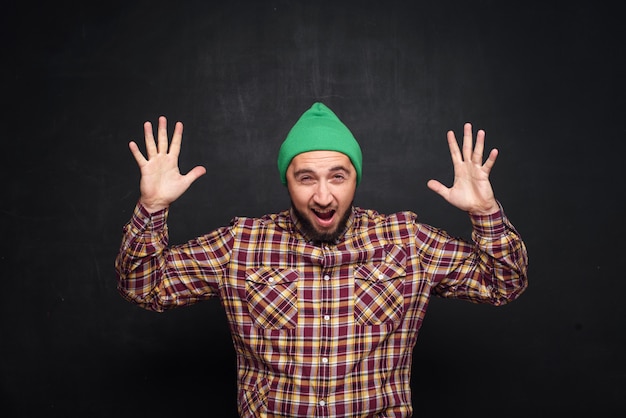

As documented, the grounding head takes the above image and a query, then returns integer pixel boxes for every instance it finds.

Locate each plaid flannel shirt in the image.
[116,202,528,417]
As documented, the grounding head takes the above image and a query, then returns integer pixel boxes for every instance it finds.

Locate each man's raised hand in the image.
[427,123,500,215]
[128,116,206,213]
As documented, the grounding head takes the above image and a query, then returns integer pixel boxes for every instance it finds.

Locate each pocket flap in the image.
[246,267,299,285]
[354,263,405,282]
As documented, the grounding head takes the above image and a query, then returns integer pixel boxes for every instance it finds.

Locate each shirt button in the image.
[323,275,330,281]
[267,277,274,283]
[319,400,326,407]
[323,315,330,321]
[321,357,328,364]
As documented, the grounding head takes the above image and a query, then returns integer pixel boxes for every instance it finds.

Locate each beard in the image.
[291,201,353,244]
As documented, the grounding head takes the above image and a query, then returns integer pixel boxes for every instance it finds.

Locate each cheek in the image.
[334,187,356,208]
[288,186,311,208]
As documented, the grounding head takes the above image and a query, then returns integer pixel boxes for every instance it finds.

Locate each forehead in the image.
[289,150,352,170]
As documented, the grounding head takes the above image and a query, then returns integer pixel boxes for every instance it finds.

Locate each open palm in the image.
[427,123,500,215]
[128,116,206,213]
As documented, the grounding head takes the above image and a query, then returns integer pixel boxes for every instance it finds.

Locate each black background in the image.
[2,1,625,416]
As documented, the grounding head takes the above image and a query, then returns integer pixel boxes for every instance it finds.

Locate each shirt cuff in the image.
[130,201,169,231]
[469,202,506,238]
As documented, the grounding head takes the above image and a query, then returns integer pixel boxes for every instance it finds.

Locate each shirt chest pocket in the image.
[246,267,299,329]
[354,262,405,325]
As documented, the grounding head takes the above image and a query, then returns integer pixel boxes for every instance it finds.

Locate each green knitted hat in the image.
[277,102,362,186]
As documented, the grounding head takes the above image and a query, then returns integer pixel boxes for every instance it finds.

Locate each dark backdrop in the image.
[2,1,624,416]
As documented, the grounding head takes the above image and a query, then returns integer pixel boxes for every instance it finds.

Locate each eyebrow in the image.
[293,165,351,177]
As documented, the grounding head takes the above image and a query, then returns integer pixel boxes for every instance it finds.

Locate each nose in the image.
[313,182,333,207]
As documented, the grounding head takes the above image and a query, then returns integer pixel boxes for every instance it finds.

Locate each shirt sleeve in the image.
[114,202,234,312]
[417,203,528,306]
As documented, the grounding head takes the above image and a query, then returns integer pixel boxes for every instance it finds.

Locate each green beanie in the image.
[277,102,363,186]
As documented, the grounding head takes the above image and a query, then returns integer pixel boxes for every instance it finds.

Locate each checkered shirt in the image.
[116,202,528,417]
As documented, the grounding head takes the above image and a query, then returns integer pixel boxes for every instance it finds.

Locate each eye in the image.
[298,175,314,184]
[332,173,346,182]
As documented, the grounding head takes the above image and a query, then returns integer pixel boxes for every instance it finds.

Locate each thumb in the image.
[427,179,449,199]
[183,165,207,186]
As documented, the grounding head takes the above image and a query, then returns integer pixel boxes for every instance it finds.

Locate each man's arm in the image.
[115,117,217,311]
[424,123,528,304]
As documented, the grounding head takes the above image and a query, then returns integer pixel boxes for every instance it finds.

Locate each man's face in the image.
[286,151,357,243]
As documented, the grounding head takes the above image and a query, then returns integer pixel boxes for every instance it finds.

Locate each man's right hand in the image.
[128,116,206,213]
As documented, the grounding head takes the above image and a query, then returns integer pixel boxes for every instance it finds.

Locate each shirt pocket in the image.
[246,267,299,329]
[354,262,405,325]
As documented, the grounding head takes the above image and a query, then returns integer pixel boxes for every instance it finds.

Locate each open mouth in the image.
[312,209,336,222]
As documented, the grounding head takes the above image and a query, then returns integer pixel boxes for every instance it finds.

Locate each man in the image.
[115,102,528,417]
